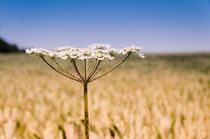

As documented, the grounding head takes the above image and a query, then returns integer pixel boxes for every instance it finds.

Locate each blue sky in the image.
[0,0,209,52]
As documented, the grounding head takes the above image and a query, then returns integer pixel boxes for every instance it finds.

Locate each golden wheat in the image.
[0,54,209,139]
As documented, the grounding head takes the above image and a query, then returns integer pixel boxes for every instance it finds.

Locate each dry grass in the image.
[0,53,210,139]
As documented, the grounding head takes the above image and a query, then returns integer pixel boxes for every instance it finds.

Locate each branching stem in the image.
[91,61,108,79]
[87,61,101,82]
[89,54,131,82]
[87,60,98,80]
[70,59,85,82]
[40,56,82,82]
[52,58,80,80]
[41,54,131,139]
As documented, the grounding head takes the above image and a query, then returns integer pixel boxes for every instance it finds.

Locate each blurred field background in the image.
[0,53,209,139]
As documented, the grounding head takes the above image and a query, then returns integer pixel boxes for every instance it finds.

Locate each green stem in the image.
[84,82,89,139]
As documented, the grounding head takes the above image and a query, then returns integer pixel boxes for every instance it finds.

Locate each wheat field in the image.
[0,53,210,139]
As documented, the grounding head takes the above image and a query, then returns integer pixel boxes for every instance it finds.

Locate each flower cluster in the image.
[119,45,145,58]
[26,44,144,60]
[25,48,50,57]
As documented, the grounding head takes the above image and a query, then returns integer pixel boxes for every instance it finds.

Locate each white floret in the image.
[119,45,144,58]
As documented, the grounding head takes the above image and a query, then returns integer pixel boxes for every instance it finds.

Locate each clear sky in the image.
[0,0,209,52]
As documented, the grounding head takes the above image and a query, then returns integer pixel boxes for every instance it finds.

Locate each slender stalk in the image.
[85,59,87,81]
[40,56,82,82]
[87,61,101,82]
[52,58,80,80]
[87,60,98,80]
[83,82,89,139]
[71,59,85,82]
[90,54,131,82]
[91,61,108,79]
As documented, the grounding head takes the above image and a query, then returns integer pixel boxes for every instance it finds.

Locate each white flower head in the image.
[25,48,50,57]
[119,45,144,58]
[26,44,144,60]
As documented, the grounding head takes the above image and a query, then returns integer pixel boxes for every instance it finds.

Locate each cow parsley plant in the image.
[26,43,144,139]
